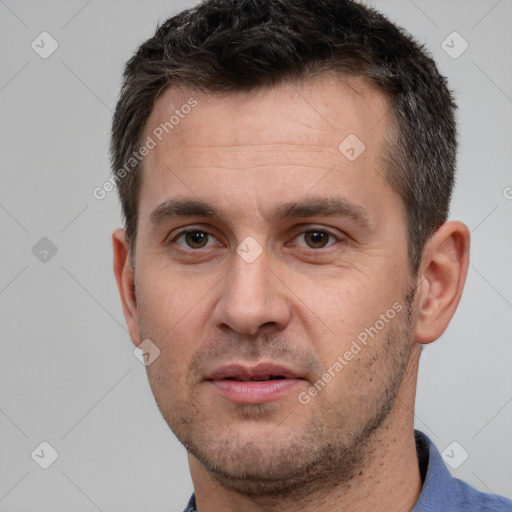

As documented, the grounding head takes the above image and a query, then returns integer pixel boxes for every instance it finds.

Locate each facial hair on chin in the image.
[142,289,416,500]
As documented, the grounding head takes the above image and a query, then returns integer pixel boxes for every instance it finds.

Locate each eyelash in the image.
[171,229,221,250]
[168,227,343,251]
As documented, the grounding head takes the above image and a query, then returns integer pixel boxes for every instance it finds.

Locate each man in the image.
[110,0,511,510]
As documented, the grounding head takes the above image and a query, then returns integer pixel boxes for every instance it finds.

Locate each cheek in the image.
[295,273,408,384]
[138,264,200,326]
[136,267,215,368]
[296,276,391,348]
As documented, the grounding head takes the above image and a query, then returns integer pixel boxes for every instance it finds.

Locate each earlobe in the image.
[414,221,470,345]
[112,228,140,347]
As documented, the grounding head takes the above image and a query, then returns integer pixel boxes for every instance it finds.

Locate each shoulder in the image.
[453,477,512,512]
[413,431,512,512]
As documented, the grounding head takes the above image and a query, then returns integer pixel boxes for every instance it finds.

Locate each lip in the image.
[206,363,305,404]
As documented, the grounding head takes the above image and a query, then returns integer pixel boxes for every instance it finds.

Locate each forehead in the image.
[137,76,397,224]
[145,76,390,158]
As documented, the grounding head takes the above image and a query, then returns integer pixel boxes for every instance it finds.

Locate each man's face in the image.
[131,77,417,495]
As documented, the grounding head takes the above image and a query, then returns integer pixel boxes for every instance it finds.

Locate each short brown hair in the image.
[110,0,457,272]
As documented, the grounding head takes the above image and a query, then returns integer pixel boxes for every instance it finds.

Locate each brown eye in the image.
[173,230,217,249]
[303,231,332,249]
[185,231,208,248]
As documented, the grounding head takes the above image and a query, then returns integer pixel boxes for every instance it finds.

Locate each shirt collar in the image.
[411,430,462,511]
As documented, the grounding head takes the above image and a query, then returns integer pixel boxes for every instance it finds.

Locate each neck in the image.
[189,346,423,512]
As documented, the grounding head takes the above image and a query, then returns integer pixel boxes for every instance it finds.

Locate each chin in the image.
[188,435,336,498]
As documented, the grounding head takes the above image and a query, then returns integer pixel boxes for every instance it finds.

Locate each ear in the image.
[414,221,470,344]
[112,228,140,348]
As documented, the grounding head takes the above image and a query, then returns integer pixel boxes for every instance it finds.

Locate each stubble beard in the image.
[143,290,416,501]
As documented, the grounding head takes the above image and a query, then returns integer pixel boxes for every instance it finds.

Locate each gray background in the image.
[0,0,511,510]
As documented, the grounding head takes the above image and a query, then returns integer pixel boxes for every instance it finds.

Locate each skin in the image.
[113,76,470,512]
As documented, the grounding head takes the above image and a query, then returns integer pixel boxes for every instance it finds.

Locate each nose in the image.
[212,247,292,336]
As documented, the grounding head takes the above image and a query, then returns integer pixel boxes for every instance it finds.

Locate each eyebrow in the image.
[148,196,371,228]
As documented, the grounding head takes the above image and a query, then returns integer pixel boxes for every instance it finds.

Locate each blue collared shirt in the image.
[411,431,511,511]
[183,430,512,511]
